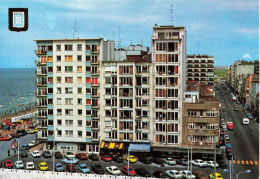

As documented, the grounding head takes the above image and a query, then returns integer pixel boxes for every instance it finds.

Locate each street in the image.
[217,83,259,178]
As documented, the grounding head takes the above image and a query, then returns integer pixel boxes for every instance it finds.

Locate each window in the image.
[56,77,61,83]
[65,130,73,136]
[57,109,62,116]
[78,98,82,104]
[56,66,61,72]
[92,121,98,128]
[56,56,61,62]
[56,45,61,51]
[206,123,218,130]
[57,98,61,105]
[77,88,82,94]
[168,124,178,132]
[65,88,73,94]
[92,131,98,139]
[142,77,149,84]
[156,42,166,52]
[86,66,91,72]
[86,45,91,51]
[48,67,53,73]
[65,66,73,72]
[65,98,73,105]
[78,109,83,115]
[91,55,98,63]
[77,77,82,83]
[77,66,82,72]
[65,56,73,62]
[86,88,91,94]
[65,120,73,126]
[78,120,82,126]
[86,78,91,83]
[91,66,98,75]
[206,110,219,117]
[57,88,61,94]
[188,110,197,116]
[65,109,73,115]
[65,77,73,83]
[48,77,53,83]
[77,44,82,51]
[57,120,62,125]
[167,135,178,144]
[142,88,149,95]
[86,56,91,61]
[123,133,130,140]
[65,44,73,51]
[78,131,82,137]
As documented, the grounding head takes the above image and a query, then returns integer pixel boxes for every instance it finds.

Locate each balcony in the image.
[35,50,47,55]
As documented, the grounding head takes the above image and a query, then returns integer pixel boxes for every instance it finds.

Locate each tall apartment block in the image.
[99,45,153,151]
[186,55,214,86]
[151,25,186,155]
[35,38,114,153]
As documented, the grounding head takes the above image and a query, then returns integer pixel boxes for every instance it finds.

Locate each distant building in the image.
[186,55,214,86]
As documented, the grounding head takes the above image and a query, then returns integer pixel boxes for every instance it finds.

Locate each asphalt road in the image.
[217,83,259,178]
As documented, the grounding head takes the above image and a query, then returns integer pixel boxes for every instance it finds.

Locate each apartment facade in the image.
[35,38,114,153]
[151,25,186,155]
[182,83,221,158]
[99,46,153,152]
[186,55,214,86]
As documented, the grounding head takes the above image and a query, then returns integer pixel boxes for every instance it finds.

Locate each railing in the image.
[0,168,152,178]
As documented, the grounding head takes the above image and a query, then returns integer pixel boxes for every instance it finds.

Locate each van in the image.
[242,118,249,125]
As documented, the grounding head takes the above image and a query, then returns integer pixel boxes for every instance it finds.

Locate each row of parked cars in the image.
[0,129,38,141]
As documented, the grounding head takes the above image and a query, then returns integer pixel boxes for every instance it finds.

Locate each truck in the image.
[226,122,234,130]
[242,118,249,125]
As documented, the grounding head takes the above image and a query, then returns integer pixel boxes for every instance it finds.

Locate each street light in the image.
[224,169,251,179]
[53,128,58,172]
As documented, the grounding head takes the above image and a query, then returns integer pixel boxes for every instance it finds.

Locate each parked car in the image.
[76,153,88,160]
[106,166,121,175]
[180,170,196,179]
[20,144,29,150]
[191,159,207,167]
[66,164,76,172]
[126,155,137,163]
[20,149,28,158]
[121,166,136,176]
[38,162,48,171]
[10,133,19,138]
[55,151,63,159]
[89,153,99,161]
[176,158,188,166]
[28,141,39,147]
[25,162,35,170]
[139,156,152,164]
[4,135,12,141]
[16,129,26,136]
[164,157,176,165]
[153,170,165,178]
[152,157,164,165]
[135,167,151,177]
[91,164,104,174]
[247,113,254,120]
[209,173,223,179]
[77,164,90,173]
[42,150,52,158]
[101,155,112,162]
[61,157,78,164]
[26,129,34,134]
[64,152,75,159]
[14,160,24,169]
[111,155,123,163]
[165,170,183,179]
[33,128,38,133]
[31,150,41,158]
[55,163,64,172]
[218,162,227,169]
[193,171,208,179]
[4,160,13,169]
[206,161,219,168]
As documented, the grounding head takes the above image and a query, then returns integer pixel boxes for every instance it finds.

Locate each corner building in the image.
[151,25,186,155]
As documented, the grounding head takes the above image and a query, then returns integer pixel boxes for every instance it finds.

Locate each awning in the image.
[108,143,115,149]
[100,142,109,149]
[114,143,124,149]
[128,143,150,152]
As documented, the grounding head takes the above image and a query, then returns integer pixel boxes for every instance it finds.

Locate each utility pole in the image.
[169,4,174,25]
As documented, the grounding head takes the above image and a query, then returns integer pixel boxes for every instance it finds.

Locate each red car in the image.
[122,166,136,176]
[66,164,76,172]
[193,171,208,179]
[76,153,88,160]
[4,160,13,169]
[0,136,6,141]
[101,155,112,162]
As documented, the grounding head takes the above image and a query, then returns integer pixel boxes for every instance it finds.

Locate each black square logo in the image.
[9,8,28,32]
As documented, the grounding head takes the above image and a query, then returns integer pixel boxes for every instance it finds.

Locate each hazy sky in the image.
[0,0,258,68]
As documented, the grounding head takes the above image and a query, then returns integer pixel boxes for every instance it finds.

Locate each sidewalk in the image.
[29,143,43,152]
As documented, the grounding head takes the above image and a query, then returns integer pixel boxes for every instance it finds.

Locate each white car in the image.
[31,150,41,158]
[64,152,75,159]
[14,160,24,169]
[26,162,35,170]
[26,129,34,134]
[165,170,183,179]
[106,166,121,175]
[164,157,176,165]
[191,159,207,167]
[206,161,219,168]
[28,141,38,147]
[180,170,196,179]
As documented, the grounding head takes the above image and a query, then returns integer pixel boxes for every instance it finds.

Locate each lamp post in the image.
[53,128,58,172]
[127,148,130,176]
[224,169,251,179]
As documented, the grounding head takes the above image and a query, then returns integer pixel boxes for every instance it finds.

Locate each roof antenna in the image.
[73,16,78,39]
[112,30,114,41]
[118,27,121,60]
[169,4,174,25]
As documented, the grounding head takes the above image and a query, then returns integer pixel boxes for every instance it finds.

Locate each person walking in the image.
[7,149,10,156]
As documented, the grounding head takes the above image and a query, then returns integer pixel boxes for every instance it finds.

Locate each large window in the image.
[65,56,73,62]
[65,77,73,83]
[65,66,73,72]
[65,44,73,51]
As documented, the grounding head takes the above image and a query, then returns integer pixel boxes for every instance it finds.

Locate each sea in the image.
[0,68,37,117]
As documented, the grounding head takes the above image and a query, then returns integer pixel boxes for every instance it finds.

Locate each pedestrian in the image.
[7,150,10,156]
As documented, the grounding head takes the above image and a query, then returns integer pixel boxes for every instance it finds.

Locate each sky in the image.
[0,0,258,68]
